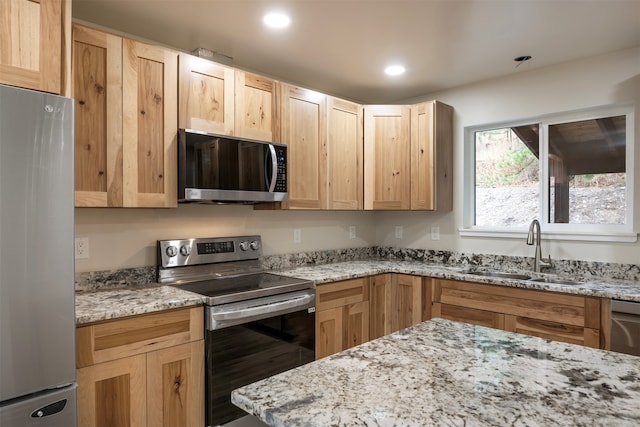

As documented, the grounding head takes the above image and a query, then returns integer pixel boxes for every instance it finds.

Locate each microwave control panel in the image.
[274,146,287,193]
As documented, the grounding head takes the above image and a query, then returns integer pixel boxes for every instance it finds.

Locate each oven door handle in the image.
[207,290,315,330]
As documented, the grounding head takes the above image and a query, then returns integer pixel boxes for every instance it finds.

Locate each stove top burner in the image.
[174,273,313,306]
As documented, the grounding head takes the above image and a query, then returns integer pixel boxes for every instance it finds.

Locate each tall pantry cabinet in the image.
[72,24,178,208]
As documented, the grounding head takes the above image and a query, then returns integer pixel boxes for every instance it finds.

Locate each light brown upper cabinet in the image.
[280,83,328,209]
[72,25,178,208]
[364,101,453,211]
[73,25,123,207]
[235,70,280,142]
[0,0,71,95]
[178,54,280,142]
[364,105,411,210]
[411,101,453,210]
[178,53,234,135]
[327,97,364,210]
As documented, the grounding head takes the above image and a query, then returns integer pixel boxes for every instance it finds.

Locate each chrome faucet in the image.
[526,219,552,272]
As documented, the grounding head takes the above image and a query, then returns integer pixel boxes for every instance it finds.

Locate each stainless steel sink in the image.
[529,277,583,285]
[463,271,532,280]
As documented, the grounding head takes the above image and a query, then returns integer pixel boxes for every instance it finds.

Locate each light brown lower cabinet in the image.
[76,306,204,427]
[369,274,423,340]
[315,278,370,359]
[431,279,609,349]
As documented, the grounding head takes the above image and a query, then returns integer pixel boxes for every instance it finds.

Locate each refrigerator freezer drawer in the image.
[0,385,76,427]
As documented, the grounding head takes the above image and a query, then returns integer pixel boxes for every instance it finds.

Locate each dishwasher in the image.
[611,300,640,356]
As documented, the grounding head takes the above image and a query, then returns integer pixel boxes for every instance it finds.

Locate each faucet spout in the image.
[526,220,551,272]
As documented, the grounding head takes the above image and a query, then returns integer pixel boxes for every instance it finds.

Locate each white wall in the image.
[75,47,640,272]
[378,46,640,264]
[75,206,376,272]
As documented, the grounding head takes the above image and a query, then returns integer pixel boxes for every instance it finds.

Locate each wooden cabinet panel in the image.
[410,101,453,210]
[369,274,394,340]
[364,105,411,210]
[178,53,234,135]
[77,353,147,427]
[235,70,279,142]
[72,24,123,207]
[77,307,203,368]
[395,275,423,331]
[434,303,505,329]
[316,278,368,311]
[0,0,67,94]
[327,97,363,209]
[280,84,327,209]
[123,39,178,207]
[147,341,205,427]
[432,279,605,348]
[316,278,370,359]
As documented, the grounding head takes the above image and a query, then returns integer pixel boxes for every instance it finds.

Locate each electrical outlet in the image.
[349,226,356,239]
[75,237,89,259]
[293,228,302,243]
[395,226,403,239]
[431,226,440,241]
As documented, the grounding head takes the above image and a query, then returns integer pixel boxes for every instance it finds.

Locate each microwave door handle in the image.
[266,144,277,192]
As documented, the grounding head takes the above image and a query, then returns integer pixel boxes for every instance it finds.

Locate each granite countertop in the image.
[232,318,640,427]
[75,259,640,324]
[75,284,204,324]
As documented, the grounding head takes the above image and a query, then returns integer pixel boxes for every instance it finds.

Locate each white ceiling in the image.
[72,0,640,104]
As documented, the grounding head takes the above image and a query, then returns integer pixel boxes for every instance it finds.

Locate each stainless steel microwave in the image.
[178,129,288,203]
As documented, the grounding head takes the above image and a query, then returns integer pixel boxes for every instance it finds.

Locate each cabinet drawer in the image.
[77,306,203,368]
[505,315,600,348]
[434,303,505,329]
[316,278,369,311]
[435,279,591,327]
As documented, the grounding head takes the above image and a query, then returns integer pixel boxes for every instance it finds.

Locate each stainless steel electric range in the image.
[157,236,315,427]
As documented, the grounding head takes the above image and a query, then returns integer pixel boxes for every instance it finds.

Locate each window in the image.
[463,106,635,242]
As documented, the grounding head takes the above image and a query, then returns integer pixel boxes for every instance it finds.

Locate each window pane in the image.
[475,125,540,227]
[548,116,626,224]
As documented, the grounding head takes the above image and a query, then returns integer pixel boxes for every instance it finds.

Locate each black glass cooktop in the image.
[173,273,313,305]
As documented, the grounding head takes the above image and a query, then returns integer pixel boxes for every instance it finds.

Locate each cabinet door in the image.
[0,0,63,94]
[280,84,327,209]
[235,70,279,142]
[123,39,178,208]
[147,341,205,427]
[178,53,234,135]
[72,24,123,207]
[394,275,422,331]
[316,307,343,359]
[410,101,453,210]
[327,97,363,209]
[369,274,393,340]
[364,105,411,210]
[344,301,370,350]
[77,354,147,427]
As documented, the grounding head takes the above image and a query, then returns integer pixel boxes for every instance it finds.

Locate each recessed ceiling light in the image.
[263,12,291,29]
[384,65,406,76]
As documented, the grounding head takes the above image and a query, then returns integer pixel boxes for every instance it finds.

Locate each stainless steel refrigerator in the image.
[0,84,77,426]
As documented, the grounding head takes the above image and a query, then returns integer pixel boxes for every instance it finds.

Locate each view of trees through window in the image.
[474,115,626,228]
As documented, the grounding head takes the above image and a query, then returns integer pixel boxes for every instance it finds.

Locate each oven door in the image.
[205,292,315,426]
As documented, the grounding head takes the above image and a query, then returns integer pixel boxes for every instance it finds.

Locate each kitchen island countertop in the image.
[232,318,640,427]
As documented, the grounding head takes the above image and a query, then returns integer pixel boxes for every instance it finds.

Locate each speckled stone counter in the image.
[232,318,640,427]
[75,285,204,324]
[276,260,640,302]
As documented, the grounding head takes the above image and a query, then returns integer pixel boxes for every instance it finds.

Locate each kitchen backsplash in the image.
[75,246,640,292]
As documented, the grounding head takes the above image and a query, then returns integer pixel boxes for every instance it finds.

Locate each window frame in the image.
[461,104,636,243]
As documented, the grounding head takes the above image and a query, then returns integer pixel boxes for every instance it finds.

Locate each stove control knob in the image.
[180,245,191,256]
[250,240,260,251]
[239,241,249,251]
[165,245,178,258]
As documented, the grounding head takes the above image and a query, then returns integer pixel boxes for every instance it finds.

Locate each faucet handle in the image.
[540,254,553,270]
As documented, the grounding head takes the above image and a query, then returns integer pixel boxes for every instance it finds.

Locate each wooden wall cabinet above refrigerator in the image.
[72,24,178,208]
[0,0,71,95]
[364,101,453,211]
[178,53,280,142]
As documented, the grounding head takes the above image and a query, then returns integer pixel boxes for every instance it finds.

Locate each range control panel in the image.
[158,235,262,268]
